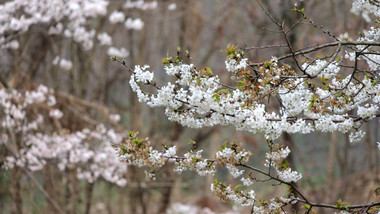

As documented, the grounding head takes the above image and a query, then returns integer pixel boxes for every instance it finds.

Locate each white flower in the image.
[163,146,177,158]
[301,60,340,78]
[266,147,291,160]
[352,0,380,18]
[2,40,20,49]
[241,177,253,186]
[124,0,157,10]
[48,23,63,35]
[277,168,302,183]
[226,164,244,178]
[49,109,63,119]
[225,58,248,73]
[47,95,57,106]
[357,104,379,119]
[52,56,72,70]
[107,47,129,58]
[134,65,154,83]
[168,3,176,10]
[59,59,73,70]
[97,32,112,46]
[349,130,365,143]
[109,114,121,123]
[125,18,144,30]
[166,203,199,214]
[109,11,125,24]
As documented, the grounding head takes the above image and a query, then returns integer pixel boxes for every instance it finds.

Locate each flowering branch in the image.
[115,132,380,213]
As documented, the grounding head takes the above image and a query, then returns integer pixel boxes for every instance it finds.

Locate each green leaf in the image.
[308,94,316,110]
[308,102,313,110]
[220,142,227,151]
[213,179,220,186]
[217,89,229,94]
[263,61,272,69]
[196,77,201,86]
[320,76,330,83]
[374,187,380,198]
[280,160,288,169]
[201,67,213,76]
[109,55,117,61]
[133,138,143,145]
[128,131,135,137]
[235,184,242,191]
[122,146,127,153]
[212,93,220,103]
[162,57,172,65]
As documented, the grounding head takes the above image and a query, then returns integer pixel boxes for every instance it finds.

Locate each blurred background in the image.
[0,0,379,213]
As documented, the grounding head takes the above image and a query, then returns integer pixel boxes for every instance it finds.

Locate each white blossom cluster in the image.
[225,57,248,73]
[0,85,53,130]
[215,145,251,178]
[251,198,291,214]
[53,56,73,71]
[226,164,245,178]
[115,133,305,211]
[116,134,216,176]
[166,202,230,214]
[125,18,144,30]
[211,181,256,207]
[167,3,177,11]
[166,203,201,214]
[211,178,290,212]
[0,0,159,70]
[266,147,303,183]
[123,0,158,10]
[358,28,380,72]
[351,0,380,20]
[357,104,379,119]
[117,137,166,168]
[349,130,366,143]
[175,150,216,176]
[107,47,130,58]
[0,85,128,186]
[265,147,291,161]
[98,32,113,46]
[277,168,303,183]
[301,60,340,78]
[215,146,251,164]
[125,22,380,141]
[240,177,254,186]
[109,11,125,23]
[129,57,377,141]
[109,10,144,30]
[0,0,108,50]
[279,79,314,116]
[344,29,380,75]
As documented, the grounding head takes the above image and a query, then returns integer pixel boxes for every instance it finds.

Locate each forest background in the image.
[0,0,379,213]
